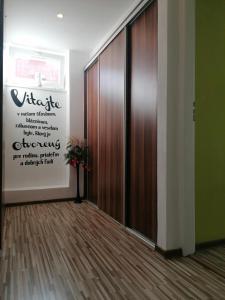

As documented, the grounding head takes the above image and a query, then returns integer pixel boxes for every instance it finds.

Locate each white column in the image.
[157,0,195,255]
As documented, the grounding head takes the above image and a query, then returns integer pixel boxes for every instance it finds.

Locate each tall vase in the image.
[74,163,82,204]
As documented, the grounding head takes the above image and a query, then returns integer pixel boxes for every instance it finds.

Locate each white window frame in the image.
[4,45,66,91]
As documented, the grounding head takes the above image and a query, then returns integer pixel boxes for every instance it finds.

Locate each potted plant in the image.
[65,138,89,203]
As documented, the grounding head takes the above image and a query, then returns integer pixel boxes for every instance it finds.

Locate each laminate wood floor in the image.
[1,201,225,300]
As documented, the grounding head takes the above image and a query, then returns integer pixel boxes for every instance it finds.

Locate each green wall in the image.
[196,0,225,243]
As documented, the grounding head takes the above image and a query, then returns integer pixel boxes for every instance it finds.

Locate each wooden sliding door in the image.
[86,60,99,204]
[99,30,125,223]
[128,1,158,241]
[84,3,157,237]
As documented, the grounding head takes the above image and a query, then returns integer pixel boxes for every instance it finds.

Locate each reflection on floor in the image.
[1,201,225,300]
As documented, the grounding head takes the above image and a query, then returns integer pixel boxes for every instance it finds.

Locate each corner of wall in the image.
[157,0,195,255]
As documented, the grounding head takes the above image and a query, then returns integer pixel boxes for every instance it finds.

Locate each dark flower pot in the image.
[74,163,82,204]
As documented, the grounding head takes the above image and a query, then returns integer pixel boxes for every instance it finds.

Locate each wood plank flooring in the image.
[0,201,225,300]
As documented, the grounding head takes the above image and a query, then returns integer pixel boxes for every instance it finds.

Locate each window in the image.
[5,46,65,90]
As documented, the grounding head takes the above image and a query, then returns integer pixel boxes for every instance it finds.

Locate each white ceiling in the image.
[4,0,136,54]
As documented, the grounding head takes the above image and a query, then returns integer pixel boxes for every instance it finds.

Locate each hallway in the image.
[1,202,225,300]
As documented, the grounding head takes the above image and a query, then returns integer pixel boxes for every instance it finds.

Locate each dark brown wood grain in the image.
[128,1,158,242]
[99,30,125,224]
[86,60,99,205]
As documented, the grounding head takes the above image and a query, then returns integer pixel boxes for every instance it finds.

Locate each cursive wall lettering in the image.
[12,138,61,151]
[11,89,62,112]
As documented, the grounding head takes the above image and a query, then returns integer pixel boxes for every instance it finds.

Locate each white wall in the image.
[177,0,195,256]
[157,0,181,252]
[157,0,195,255]
[67,50,89,198]
[4,50,89,203]
[4,86,68,190]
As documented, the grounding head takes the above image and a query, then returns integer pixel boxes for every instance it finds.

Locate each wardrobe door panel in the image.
[128,1,158,241]
[99,30,125,223]
[87,61,99,204]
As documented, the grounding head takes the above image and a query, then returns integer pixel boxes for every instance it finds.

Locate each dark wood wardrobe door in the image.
[86,61,99,204]
[99,30,125,224]
[128,1,157,241]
